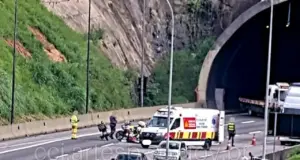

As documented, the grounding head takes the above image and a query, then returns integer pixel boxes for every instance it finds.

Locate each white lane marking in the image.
[0,139,51,149]
[198,154,213,158]
[145,150,155,154]
[77,148,91,153]
[0,132,100,155]
[55,154,68,159]
[242,120,255,124]
[102,143,114,148]
[249,131,261,135]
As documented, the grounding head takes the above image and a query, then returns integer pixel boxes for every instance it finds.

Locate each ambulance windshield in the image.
[148,116,173,128]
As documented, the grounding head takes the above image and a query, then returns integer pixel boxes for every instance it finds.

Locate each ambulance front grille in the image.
[141,132,156,139]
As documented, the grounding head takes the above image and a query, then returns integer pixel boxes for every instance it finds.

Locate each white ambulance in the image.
[139,106,225,150]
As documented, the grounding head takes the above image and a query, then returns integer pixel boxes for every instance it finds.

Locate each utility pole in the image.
[262,0,274,159]
[165,0,174,159]
[11,0,18,124]
[85,0,92,114]
[140,0,146,107]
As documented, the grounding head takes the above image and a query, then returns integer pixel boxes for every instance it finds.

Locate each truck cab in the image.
[268,83,289,110]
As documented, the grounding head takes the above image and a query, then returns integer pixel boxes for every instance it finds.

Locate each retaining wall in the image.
[0,103,197,141]
[265,145,300,160]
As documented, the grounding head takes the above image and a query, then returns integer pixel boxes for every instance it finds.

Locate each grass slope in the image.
[0,0,133,124]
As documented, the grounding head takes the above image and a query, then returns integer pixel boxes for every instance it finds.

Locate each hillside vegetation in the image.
[287,148,300,160]
[145,0,217,105]
[145,37,214,105]
[0,0,133,124]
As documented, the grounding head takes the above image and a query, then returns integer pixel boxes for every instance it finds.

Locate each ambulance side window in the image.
[171,118,181,130]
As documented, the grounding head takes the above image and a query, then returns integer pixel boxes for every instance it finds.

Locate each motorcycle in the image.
[115,124,140,143]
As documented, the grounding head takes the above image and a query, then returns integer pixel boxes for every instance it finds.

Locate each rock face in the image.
[42,0,259,75]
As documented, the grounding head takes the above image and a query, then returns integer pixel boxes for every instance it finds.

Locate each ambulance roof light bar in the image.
[161,106,182,110]
[170,106,182,110]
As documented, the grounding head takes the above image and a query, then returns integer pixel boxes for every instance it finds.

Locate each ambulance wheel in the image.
[141,144,150,149]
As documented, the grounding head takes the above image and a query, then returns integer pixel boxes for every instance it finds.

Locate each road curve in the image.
[0,114,271,160]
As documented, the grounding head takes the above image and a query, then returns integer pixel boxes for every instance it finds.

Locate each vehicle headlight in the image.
[169,152,177,156]
[154,151,165,156]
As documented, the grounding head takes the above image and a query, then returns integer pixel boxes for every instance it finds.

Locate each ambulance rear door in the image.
[218,111,225,143]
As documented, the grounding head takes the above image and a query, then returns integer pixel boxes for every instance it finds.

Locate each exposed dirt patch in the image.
[5,39,32,58]
[28,27,67,62]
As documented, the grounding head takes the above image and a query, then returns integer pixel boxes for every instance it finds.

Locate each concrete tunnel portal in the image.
[197,0,300,111]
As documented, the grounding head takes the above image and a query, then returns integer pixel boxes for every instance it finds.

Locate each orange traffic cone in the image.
[251,134,256,146]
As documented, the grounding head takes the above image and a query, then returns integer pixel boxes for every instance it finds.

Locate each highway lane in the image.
[0,122,132,160]
[61,132,275,160]
[0,113,265,160]
[225,114,264,136]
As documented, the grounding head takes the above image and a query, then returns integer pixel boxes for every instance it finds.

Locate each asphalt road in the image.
[0,113,276,160]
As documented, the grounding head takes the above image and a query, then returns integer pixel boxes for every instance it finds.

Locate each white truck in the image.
[267,83,300,145]
[239,82,289,116]
[139,106,225,150]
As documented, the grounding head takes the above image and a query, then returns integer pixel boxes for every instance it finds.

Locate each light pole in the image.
[140,0,145,107]
[262,0,274,159]
[11,0,18,124]
[272,111,278,160]
[85,0,92,114]
[165,0,174,159]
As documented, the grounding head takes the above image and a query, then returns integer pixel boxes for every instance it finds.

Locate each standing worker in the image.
[227,117,236,147]
[109,115,117,139]
[70,110,80,140]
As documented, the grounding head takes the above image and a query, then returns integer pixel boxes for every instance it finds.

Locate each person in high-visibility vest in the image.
[70,110,79,139]
[227,117,236,147]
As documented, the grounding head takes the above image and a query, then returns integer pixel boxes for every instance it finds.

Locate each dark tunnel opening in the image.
[207,0,300,110]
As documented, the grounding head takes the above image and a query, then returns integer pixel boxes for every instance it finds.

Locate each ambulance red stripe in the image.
[169,132,175,139]
[192,132,198,139]
[201,132,207,139]
[179,132,184,139]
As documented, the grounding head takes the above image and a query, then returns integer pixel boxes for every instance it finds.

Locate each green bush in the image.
[0,0,133,124]
[145,37,215,105]
[287,148,300,160]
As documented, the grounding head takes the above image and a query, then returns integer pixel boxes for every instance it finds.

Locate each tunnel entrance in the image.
[207,0,300,111]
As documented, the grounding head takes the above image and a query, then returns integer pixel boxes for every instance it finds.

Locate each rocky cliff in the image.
[42,0,260,75]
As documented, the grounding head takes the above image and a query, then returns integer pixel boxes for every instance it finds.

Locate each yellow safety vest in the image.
[228,122,235,131]
[71,115,78,126]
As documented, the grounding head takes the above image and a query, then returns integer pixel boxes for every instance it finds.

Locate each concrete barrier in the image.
[252,145,300,160]
[0,103,196,141]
